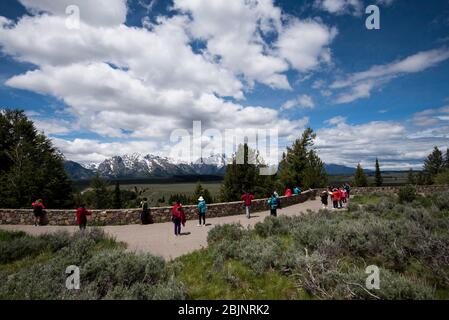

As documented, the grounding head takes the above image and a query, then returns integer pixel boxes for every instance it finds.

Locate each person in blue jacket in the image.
[293,186,302,195]
[197,196,207,227]
[267,192,280,217]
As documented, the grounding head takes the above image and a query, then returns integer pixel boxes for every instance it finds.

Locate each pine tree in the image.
[90,174,110,209]
[445,148,449,170]
[0,109,72,208]
[423,146,444,179]
[407,168,415,185]
[113,181,122,209]
[192,181,213,203]
[354,163,368,187]
[277,128,327,189]
[220,143,260,202]
[374,158,383,187]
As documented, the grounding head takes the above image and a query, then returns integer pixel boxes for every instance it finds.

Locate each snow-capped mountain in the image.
[64,153,228,180]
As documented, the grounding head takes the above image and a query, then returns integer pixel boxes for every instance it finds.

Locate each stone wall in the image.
[350,185,449,196]
[0,189,317,226]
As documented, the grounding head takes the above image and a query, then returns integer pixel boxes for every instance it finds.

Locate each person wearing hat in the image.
[197,196,207,227]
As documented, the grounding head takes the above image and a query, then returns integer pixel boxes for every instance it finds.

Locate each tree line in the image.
[351,147,449,187]
[2,109,448,208]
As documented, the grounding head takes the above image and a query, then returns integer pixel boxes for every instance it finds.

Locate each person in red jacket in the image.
[172,201,186,236]
[31,199,45,226]
[76,204,91,230]
[285,188,292,197]
[241,191,255,219]
[331,188,341,209]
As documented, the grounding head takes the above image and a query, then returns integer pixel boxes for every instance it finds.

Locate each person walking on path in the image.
[197,196,207,227]
[267,192,280,217]
[140,198,151,225]
[76,204,91,231]
[172,201,186,236]
[241,191,255,219]
[285,188,292,197]
[320,190,329,209]
[31,199,45,226]
[331,188,340,209]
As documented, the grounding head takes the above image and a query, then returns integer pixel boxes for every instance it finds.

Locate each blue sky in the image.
[0,0,448,169]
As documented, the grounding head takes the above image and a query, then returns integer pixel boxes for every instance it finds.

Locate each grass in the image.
[2,191,449,300]
[351,194,382,205]
[173,249,310,300]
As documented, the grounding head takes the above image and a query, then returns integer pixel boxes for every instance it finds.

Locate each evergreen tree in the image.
[374,158,383,187]
[407,168,415,185]
[90,174,110,209]
[0,109,72,208]
[113,181,122,209]
[301,150,328,189]
[192,181,213,203]
[220,143,261,201]
[445,148,449,170]
[354,163,368,187]
[277,128,327,189]
[423,147,444,179]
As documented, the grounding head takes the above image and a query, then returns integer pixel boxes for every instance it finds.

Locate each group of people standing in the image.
[30,184,323,235]
[320,184,351,209]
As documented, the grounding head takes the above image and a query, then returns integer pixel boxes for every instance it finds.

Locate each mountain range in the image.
[64,153,227,180]
[63,153,368,180]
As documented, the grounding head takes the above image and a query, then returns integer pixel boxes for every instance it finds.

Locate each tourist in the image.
[76,204,91,230]
[197,196,207,227]
[31,199,45,226]
[241,191,254,219]
[140,198,150,225]
[285,188,292,197]
[341,187,348,205]
[339,187,345,208]
[172,201,186,236]
[293,186,302,195]
[331,188,340,209]
[267,192,280,217]
[320,190,329,209]
[344,183,351,199]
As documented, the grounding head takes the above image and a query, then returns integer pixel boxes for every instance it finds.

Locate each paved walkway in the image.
[0,198,327,260]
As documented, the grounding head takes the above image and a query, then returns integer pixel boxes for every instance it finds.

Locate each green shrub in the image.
[398,185,417,204]
[207,223,247,245]
[254,216,291,238]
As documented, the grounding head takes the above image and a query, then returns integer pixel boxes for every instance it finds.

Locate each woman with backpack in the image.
[31,199,45,226]
[197,196,207,227]
[171,201,186,236]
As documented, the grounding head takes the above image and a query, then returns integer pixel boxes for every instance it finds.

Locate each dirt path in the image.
[0,198,328,260]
